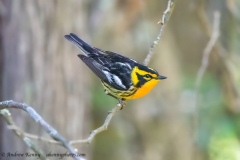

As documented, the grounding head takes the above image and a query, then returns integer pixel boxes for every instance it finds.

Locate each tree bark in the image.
[0,0,91,159]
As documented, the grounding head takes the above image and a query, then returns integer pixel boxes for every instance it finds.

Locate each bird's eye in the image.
[144,74,152,79]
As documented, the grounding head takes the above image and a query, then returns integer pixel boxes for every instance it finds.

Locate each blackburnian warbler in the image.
[64,33,166,106]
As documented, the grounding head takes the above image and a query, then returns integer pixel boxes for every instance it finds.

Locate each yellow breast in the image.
[126,79,159,99]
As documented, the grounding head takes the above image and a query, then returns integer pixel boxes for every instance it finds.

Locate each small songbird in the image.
[64,33,166,105]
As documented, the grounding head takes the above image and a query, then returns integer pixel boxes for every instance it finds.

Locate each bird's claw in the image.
[118,100,126,110]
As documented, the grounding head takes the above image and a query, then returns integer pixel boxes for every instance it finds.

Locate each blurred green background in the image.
[0,0,240,160]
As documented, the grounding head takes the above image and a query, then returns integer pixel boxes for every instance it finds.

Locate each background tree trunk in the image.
[0,0,92,159]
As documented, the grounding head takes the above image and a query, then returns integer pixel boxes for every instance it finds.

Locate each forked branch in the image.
[0,109,47,160]
[6,103,123,145]
[0,100,85,160]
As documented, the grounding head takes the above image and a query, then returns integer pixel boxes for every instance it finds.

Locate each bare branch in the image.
[193,11,221,160]
[1,2,175,147]
[0,100,86,160]
[70,103,122,145]
[0,2,175,149]
[7,103,123,145]
[2,100,122,146]
[7,125,59,144]
[143,0,175,65]
[195,11,221,88]
[0,109,47,160]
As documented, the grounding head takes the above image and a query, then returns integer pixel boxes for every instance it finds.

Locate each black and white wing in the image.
[78,54,133,91]
[65,33,135,90]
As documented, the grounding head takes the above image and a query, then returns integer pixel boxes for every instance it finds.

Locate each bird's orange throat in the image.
[126,79,160,99]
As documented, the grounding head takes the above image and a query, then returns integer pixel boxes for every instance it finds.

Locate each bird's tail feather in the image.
[64,33,97,56]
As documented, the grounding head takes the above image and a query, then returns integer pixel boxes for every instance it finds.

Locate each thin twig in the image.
[195,11,221,88]
[0,100,85,160]
[7,103,123,145]
[0,109,47,160]
[193,11,221,160]
[143,0,175,65]
[70,103,122,144]
[7,125,59,144]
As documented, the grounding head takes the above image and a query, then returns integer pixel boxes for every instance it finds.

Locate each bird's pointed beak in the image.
[156,75,167,80]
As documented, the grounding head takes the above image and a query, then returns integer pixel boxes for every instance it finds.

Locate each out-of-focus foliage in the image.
[0,0,240,160]
[209,120,240,160]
